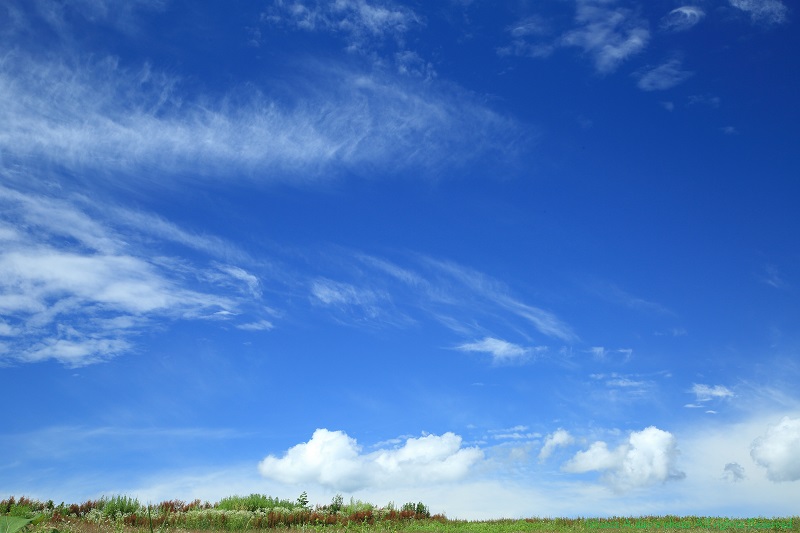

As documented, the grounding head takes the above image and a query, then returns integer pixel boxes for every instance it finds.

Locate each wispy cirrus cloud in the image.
[455,337,545,365]
[729,0,789,25]
[4,0,166,42]
[501,0,649,74]
[420,257,577,343]
[262,0,420,52]
[307,252,576,350]
[691,383,735,402]
[760,265,788,289]
[0,49,526,187]
[660,6,705,32]
[0,185,271,367]
[560,0,649,74]
[636,59,693,91]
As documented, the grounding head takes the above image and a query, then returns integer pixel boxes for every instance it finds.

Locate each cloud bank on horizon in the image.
[1,0,799,520]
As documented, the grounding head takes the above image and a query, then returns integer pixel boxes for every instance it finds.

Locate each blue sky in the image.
[1,0,799,520]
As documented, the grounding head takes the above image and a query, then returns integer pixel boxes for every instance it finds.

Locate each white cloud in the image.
[761,265,787,288]
[587,347,633,363]
[309,278,396,324]
[0,52,523,185]
[498,16,555,58]
[637,59,693,91]
[562,426,685,491]
[660,7,705,32]
[500,1,648,73]
[5,0,166,39]
[258,428,483,491]
[539,429,574,461]
[560,0,650,74]
[423,257,576,342]
[729,0,788,25]
[235,320,275,331]
[456,337,540,364]
[0,186,268,367]
[216,265,263,298]
[750,416,800,482]
[691,383,734,402]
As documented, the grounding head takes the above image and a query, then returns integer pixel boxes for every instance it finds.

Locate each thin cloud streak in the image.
[0,185,271,367]
[0,51,527,186]
[637,59,693,91]
[660,7,705,32]
[729,0,789,25]
[263,0,421,52]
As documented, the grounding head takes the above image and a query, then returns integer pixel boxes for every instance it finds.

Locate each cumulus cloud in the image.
[723,462,745,482]
[456,337,543,364]
[562,426,685,491]
[637,59,693,91]
[750,416,800,482]
[539,429,574,461]
[729,0,788,25]
[258,429,483,491]
[560,0,650,74]
[660,7,705,32]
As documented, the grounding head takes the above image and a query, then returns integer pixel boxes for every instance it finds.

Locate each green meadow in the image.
[2,495,797,533]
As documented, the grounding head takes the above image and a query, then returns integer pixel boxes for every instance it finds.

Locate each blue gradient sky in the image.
[1,0,799,519]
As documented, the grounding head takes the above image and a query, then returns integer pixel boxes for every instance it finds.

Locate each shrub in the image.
[216,494,298,512]
[101,495,140,518]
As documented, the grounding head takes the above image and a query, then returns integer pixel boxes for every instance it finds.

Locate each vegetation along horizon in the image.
[2,495,797,533]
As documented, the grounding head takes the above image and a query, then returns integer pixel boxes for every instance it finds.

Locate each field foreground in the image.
[2,495,797,533]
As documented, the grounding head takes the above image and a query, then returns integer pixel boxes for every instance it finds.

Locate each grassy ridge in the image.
[2,495,797,532]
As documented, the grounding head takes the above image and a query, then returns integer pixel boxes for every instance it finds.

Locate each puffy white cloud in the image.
[750,416,800,482]
[562,427,685,491]
[637,59,693,91]
[258,429,484,491]
[538,429,574,461]
[660,7,705,32]
[729,0,788,25]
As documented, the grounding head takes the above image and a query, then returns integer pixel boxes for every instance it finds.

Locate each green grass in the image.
[3,495,797,532]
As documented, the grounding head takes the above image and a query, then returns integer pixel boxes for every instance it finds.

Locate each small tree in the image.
[330,494,343,513]
[296,492,309,510]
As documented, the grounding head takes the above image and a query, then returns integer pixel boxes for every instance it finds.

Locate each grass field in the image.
[2,495,797,533]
